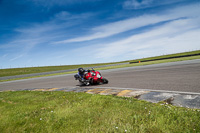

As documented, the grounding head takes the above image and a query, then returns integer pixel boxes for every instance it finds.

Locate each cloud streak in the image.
[0,10,94,62]
[55,3,200,44]
[93,17,200,59]
[25,0,102,8]
[71,15,200,61]
[123,0,184,9]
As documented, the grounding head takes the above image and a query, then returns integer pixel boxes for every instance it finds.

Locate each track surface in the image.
[0,60,200,93]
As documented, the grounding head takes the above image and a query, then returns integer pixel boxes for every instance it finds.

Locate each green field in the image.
[1,55,200,82]
[129,50,200,63]
[0,63,120,77]
[0,91,199,133]
[0,50,200,80]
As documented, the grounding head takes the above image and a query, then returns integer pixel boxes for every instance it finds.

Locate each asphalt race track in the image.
[0,59,200,93]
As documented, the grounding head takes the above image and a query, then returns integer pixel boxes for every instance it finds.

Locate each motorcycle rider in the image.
[78,67,86,79]
[74,67,108,85]
[77,67,90,85]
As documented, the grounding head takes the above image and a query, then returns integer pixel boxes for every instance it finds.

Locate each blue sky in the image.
[0,0,200,68]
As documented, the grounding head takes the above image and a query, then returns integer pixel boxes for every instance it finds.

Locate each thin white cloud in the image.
[123,0,153,9]
[10,54,24,61]
[1,54,8,58]
[27,0,102,8]
[14,11,94,36]
[0,11,95,62]
[123,0,184,9]
[55,3,200,44]
[79,17,200,59]
[53,11,94,21]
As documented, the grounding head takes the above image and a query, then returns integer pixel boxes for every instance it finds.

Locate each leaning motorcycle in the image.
[74,68,108,86]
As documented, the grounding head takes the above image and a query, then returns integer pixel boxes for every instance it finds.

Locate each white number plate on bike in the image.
[97,74,101,78]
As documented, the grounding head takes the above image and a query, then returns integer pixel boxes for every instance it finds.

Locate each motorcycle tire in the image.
[102,78,109,84]
[79,80,90,86]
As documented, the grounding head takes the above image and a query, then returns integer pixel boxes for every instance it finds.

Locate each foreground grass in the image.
[0,91,199,133]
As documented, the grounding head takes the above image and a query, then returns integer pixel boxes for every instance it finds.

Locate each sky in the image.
[0,0,200,69]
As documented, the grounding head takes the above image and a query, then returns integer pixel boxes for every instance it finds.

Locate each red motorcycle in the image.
[74,68,108,86]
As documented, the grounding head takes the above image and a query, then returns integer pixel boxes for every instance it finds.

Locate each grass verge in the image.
[0,71,77,82]
[129,50,200,63]
[0,91,199,132]
[0,63,123,77]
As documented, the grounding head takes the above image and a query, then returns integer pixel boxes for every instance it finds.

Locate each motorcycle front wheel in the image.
[102,78,109,84]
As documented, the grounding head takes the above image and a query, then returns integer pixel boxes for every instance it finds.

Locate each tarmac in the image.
[3,87,200,109]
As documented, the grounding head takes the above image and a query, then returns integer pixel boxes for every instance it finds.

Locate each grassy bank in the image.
[1,50,200,78]
[0,63,121,77]
[95,55,200,70]
[1,55,200,82]
[129,50,200,63]
[0,91,199,132]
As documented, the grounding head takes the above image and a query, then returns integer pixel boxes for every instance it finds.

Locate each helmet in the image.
[78,67,84,74]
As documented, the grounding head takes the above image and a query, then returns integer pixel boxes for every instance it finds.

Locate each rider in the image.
[77,67,90,85]
[78,67,86,79]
